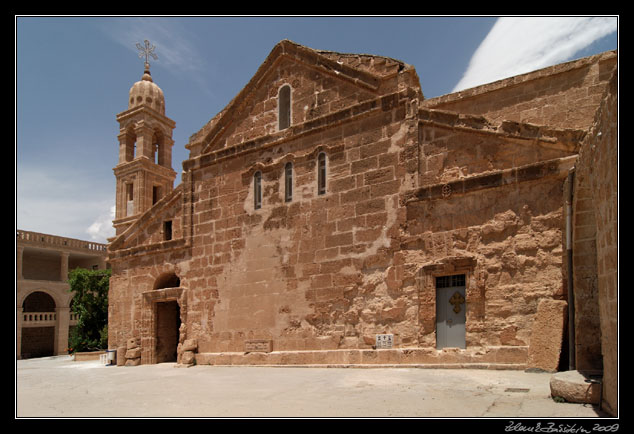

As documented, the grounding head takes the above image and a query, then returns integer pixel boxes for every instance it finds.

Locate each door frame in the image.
[155,300,181,363]
[418,257,478,349]
[142,286,183,364]
[435,274,467,349]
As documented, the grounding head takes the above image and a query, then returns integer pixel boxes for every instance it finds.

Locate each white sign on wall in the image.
[375,334,394,349]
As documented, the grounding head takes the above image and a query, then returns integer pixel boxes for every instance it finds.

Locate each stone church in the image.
[106,40,617,413]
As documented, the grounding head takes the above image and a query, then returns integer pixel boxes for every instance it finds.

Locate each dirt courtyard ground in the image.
[16,355,609,420]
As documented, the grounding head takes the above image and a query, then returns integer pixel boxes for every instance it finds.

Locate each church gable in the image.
[187,40,417,158]
[219,56,377,148]
[108,185,186,258]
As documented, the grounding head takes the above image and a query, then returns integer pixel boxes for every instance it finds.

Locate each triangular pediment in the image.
[187,40,414,158]
[108,184,186,258]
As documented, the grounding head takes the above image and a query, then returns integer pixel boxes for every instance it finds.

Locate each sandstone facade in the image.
[106,41,617,411]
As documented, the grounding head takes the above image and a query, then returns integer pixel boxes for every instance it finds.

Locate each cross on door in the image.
[449,291,465,314]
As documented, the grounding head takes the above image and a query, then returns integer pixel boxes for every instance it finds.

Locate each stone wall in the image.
[108,93,581,367]
[402,110,578,358]
[422,51,616,131]
[571,68,618,415]
[107,247,190,364]
[107,43,617,375]
[183,90,418,354]
[107,85,422,363]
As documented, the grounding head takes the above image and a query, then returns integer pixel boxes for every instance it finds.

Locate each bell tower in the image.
[112,40,177,236]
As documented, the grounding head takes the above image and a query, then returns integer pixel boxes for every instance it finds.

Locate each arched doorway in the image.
[21,291,56,359]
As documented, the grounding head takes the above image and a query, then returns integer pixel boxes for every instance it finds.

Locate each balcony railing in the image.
[17,229,107,252]
[21,312,79,327]
[22,312,56,327]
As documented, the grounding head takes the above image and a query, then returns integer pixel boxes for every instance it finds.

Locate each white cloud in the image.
[86,204,116,243]
[101,17,213,96]
[16,165,115,244]
[17,194,114,244]
[453,16,617,92]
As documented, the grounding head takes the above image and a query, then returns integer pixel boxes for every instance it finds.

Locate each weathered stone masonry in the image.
[107,41,617,408]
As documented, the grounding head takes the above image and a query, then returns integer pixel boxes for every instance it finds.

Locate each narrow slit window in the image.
[164,220,173,241]
[317,152,327,195]
[153,141,159,165]
[285,162,293,202]
[126,183,134,201]
[278,85,291,130]
[152,185,161,205]
[124,131,136,162]
[126,182,134,216]
[254,171,262,210]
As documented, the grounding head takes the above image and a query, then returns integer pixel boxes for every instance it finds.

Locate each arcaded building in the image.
[106,41,617,413]
[17,230,108,359]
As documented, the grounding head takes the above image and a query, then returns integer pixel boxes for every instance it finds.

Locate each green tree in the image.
[67,268,111,353]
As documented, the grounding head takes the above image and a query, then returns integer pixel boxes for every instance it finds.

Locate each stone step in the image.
[550,370,601,404]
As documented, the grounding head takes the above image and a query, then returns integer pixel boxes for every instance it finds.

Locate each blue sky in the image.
[15,16,618,243]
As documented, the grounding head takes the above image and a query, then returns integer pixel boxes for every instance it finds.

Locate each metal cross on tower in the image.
[136,39,158,69]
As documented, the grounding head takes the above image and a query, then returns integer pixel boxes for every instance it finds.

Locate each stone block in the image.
[527,299,567,372]
[181,351,196,365]
[325,232,353,248]
[116,346,127,366]
[355,198,385,216]
[125,347,142,359]
[125,357,141,367]
[126,337,139,350]
[181,338,198,352]
[550,370,601,404]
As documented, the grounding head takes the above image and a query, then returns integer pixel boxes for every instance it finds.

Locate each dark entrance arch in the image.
[154,272,180,290]
[21,291,56,359]
[156,301,180,363]
[152,272,181,363]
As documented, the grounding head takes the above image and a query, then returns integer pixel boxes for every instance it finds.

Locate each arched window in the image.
[22,291,56,312]
[317,152,327,195]
[152,132,161,165]
[126,182,134,216]
[254,171,262,210]
[278,85,291,130]
[284,162,293,202]
[122,128,137,162]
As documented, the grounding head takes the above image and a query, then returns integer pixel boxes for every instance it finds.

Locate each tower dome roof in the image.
[128,64,165,115]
